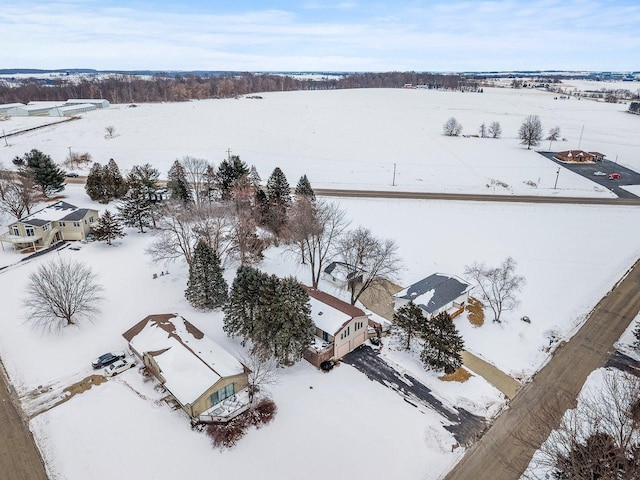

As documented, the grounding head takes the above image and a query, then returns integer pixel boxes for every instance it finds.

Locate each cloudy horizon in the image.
[2,0,639,72]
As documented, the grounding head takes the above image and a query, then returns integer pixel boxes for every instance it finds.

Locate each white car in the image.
[103,358,136,377]
[593,171,607,176]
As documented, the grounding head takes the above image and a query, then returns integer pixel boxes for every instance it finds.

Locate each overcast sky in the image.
[2,0,639,72]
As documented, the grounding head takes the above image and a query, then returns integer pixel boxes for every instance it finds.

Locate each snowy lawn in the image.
[1,87,639,196]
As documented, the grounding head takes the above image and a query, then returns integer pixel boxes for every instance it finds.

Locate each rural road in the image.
[444,258,640,480]
[0,361,48,480]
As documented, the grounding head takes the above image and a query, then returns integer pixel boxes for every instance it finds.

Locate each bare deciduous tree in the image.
[443,117,462,136]
[464,257,525,322]
[181,156,210,205]
[523,371,640,480]
[0,168,40,219]
[337,227,401,305]
[287,199,349,288]
[488,121,502,138]
[241,350,279,402]
[105,126,115,138]
[146,202,198,268]
[547,126,561,150]
[23,258,104,330]
[519,115,543,149]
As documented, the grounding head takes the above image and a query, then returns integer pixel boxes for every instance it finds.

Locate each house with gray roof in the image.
[393,273,472,320]
[321,261,369,290]
[0,201,99,252]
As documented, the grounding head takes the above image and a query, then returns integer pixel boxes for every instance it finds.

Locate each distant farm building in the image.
[10,104,57,117]
[65,99,110,109]
[51,103,97,116]
[0,103,26,114]
[555,150,605,163]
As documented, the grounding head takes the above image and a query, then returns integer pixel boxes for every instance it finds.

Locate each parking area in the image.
[538,151,640,198]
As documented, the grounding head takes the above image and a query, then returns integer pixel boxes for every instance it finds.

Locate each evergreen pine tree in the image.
[393,301,426,350]
[91,210,125,245]
[248,165,262,189]
[85,162,107,202]
[223,266,265,343]
[185,239,228,310]
[130,164,160,203]
[104,158,127,199]
[216,155,249,200]
[19,149,65,197]
[264,167,291,233]
[294,174,315,201]
[117,173,152,233]
[167,160,193,205]
[420,312,464,374]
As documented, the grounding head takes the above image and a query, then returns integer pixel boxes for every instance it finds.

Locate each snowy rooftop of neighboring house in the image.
[122,314,245,406]
[305,287,366,335]
[395,273,471,315]
[18,201,86,226]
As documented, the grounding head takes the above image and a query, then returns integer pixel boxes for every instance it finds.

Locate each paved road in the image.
[314,188,640,205]
[538,151,640,199]
[0,360,49,480]
[342,345,486,446]
[445,259,640,480]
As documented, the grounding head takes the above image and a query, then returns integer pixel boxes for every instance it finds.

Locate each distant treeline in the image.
[0,72,477,104]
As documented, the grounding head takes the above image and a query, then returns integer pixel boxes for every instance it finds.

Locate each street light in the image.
[554,168,560,189]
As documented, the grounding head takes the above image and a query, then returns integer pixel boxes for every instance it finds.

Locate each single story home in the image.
[0,201,99,252]
[393,273,472,320]
[321,261,368,290]
[304,287,371,368]
[122,314,250,423]
[555,150,605,163]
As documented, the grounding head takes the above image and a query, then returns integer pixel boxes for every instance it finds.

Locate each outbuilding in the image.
[50,103,97,116]
[0,103,26,114]
[65,99,110,109]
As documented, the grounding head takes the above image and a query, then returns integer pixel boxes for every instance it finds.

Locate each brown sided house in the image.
[123,314,250,423]
[304,288,372,368]
[555,150,605,163]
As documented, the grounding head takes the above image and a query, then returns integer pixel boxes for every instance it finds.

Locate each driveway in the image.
[538,151,640,198]
[342,345,485,446]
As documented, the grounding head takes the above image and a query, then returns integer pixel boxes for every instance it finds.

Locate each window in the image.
[73,222,80,228]
[42,224,49,231]
[209,383,234,406]
[25,227,35,237]
[354,321,363,331]
[89,216,94,223]
[59,221,66,227]
[12,226,19,236]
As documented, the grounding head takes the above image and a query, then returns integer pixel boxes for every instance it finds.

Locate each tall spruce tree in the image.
[130,164,160,203]
[248,165,262,189]
[185,239,228,310]
[91,210,125,245]
[85,162,107,202]
[393,301,426,350]
[420,312,464,374]
[223,266,266,344]
[167,160,193,205]
[295,174,315,201]
[104,158,127,199]
[117,172,153,233]
[264,167,291,233]
[18,149,65,197]
[216,155,249,200]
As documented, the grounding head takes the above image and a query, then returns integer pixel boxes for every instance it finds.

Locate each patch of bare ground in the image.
[466,297,485,327]
[440,368,472,383]
[28,374,106,418]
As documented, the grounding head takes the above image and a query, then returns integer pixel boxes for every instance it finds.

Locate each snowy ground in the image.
[1,87,639,197]
[1,86,639,480]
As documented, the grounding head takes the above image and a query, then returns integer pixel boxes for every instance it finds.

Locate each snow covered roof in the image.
[122,314,246,406]
[18,201,89,226]
[323,261,366,281]
[395,273,471,315]
[305,288,366,335]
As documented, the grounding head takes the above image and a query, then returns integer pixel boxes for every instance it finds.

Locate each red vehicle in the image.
[608,173,621,180]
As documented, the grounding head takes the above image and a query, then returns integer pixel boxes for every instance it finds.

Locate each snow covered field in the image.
[1,86,639,197]
[1,86,639,480]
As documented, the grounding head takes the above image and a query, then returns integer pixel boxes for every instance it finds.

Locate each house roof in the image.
[305,287,366,335]
[122,314,245,406]
[323,261,366,281]
[557,150,593,158]
[60,208,92,222]
[589,151,606,157]
[19,201,86,226]
[395,273,471,315]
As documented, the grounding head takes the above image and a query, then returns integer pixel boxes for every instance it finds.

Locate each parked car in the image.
[65,172,79,177]
[92,351,125,369]
[104,358,136,377]
[320,360,335,372]
[608,173,621,180]
[593,171,607,176]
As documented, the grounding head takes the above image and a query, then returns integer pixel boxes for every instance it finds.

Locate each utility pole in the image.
[2,129,7,147]
[226,148,232,160]
[554,168,560,189]
[392,163,397,186]
[68,146,72,158]
[577,125,584,149]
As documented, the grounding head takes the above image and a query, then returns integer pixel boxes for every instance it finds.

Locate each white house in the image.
[304,287,370,368]
[321,261,368,290]
[393,273,472,320]
[0,201,99,252]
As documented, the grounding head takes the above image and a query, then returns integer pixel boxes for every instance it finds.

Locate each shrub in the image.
[206,416,249,449]
[250,397,277,427]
